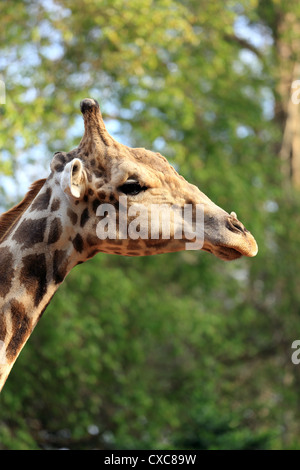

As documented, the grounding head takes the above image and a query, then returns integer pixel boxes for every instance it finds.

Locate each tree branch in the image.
[224,33,263,59]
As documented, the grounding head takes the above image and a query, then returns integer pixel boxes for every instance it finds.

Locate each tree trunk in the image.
[275,11,300,188]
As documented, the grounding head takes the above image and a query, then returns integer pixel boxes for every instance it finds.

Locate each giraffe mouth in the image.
[204,243,257,261]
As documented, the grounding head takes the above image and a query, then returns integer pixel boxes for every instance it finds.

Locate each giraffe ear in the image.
[61,158,87,200]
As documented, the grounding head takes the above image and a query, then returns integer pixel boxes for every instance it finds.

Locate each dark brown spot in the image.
[6,299,31,362]
[72,233,84,253]
[54,164,64,172]
[13,217,47,248]
[56,153,66,164]
[91,159,96,166]
[92,198,101,214]
[83,195,88,202]
[0,308,7,341]
[111,200,119,210]
[20,253,47,306]
[48,218,62,244]
[80,208,89,227]
[67,208,78,225]
[30,187,52,212]
[0,248,14,298]
[97,190,106,200]
[94,170,103,178]
[127,240,139,250]
[53,250,68,284]
[51,198,61,212]
[86,233,99,247]
[88,188,94,196]
[145,239,170,249]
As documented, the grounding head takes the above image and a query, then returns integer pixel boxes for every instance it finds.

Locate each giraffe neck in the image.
[0,181,82,391]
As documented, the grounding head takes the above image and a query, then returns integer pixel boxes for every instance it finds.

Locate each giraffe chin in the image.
[203,236,258,261]
[213,246,244,261]
[202,245,243,261]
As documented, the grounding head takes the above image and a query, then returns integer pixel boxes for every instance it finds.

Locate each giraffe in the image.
[0,98,258,391]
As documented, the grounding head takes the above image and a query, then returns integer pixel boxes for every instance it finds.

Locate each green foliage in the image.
[0,0,299,450]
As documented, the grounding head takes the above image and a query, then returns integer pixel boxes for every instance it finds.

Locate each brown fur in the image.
[0,179,46,244]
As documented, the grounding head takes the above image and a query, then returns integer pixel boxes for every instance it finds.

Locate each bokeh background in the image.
[1,0,300,450]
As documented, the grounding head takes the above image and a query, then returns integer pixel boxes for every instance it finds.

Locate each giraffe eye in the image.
[118,179,147,196]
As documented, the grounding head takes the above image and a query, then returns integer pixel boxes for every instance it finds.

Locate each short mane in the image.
[0,179,46,244]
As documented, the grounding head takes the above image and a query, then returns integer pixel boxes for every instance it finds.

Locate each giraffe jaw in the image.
[208,241,258,261]
[203,238,258,261]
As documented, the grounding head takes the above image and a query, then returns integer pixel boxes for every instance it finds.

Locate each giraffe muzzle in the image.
[202,208,258,261]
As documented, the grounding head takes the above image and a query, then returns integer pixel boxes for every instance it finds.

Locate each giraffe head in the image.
[49,98,258,261]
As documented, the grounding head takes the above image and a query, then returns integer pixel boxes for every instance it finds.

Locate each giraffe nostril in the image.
[226,217,246,234]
